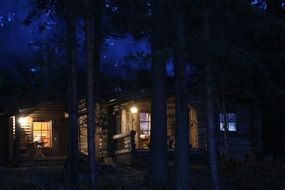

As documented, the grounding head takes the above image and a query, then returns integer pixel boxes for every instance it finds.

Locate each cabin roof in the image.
[18,101,68,117]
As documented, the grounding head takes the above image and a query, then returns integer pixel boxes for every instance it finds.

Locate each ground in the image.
[0,160,285,190]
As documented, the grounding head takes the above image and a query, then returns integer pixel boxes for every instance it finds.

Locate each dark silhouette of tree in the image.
[84,0,97,189]
[203,1,220,190]
[66,0,79,189]
[173,0,190,189]
[149,0,168,189]
[93,0,103,86]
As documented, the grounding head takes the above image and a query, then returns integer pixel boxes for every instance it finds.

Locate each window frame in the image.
[32,121,52,148]
[139,112,151,140]
[218,112,237,132]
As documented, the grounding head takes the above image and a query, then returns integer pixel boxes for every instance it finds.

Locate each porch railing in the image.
[113,130,136,155]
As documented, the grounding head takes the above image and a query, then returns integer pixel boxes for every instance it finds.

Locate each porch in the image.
[112,130,203,165]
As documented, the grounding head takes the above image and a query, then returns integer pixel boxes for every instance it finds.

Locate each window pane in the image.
[33,131,42,142]
[220,123,225,131]
[140,130,150,139]
[227,113,236,122]
[139,112,151,142]
[42,124,47,131]
[228,122,236,131]
[145,113,151,121]
[33,121,52,147]
[33,122,41,131]
[140,113,146,121]
[219,113,237,131]
[140,122,150,130]
[140,112,151,122]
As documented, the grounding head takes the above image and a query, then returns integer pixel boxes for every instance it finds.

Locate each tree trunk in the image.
[205,62,220,190]
[203,1,220,190]
[221,87,229,161]
[66,0,79,189]
[94,0,102,84]
[85,0,97,189]
[173,1,190,190]
[149,0,168,189]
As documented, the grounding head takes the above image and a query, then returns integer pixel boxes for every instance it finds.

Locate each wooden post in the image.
[8,116,14,162]
[130,130,136,160]
[14,114,20,166]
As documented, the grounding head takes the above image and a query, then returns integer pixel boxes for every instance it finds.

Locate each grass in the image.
[0,166,64,190]
[1,160,285,190]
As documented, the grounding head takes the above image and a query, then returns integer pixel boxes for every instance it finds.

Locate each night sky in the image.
[0,0,151,73]
[0,0,34,67]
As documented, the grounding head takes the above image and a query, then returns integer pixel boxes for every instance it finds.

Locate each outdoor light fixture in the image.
[64,112,69,118]
[109,98,116,102]
[18,117,28,125]
[130,106,138,130]
[130,106,138,114]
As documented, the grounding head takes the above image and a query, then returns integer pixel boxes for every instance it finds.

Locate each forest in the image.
[0,0,285,190]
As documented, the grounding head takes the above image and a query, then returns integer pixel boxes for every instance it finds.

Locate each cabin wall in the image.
[186,95,258,160]
[119,104,140,148]
[216,103,256,160]
[19,117,32,153]
[79,114,88,155]
[106,107,117,160]
[78,103,109,161]
[86,95,260,162]
[97,106,109,160]
[18,104,69,158]
[0,115,9,165]
[113,98,201,150]
[53,119,69,156]
[188,97,207,150]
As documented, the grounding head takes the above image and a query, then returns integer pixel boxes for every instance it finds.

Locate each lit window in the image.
[140,113,151,139]
[219,113,237,132]
[33,121,52,147]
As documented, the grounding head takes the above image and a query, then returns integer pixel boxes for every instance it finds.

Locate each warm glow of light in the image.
[18,117,28,125]
[130,106,138,114]
[64,112,69,118]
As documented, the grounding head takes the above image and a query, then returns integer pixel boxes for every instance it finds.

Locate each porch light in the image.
[109,98,116,102]
[64,112,69,118]
[130,106,138,114]
[18,117,28,126]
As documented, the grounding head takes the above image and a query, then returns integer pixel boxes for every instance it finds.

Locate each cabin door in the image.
[189,108,199,148]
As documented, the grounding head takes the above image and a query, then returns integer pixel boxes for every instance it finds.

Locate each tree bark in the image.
[205,64,220,190]
[203,1,220,190]
[66,0,79,189]
[94,0,102,84]
[149,0,168,189]
[85,0,97,189]
[174,1,190,189]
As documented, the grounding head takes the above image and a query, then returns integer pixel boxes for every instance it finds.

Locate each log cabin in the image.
[1,90,262,164]
[78,90,263,163]
[0,102,69,164]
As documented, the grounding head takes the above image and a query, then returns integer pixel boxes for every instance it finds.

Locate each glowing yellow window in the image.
[33,121,52,147]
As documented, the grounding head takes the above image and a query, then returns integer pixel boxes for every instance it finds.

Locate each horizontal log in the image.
[115,148,132,155]
[124,139,131,145]
[113,130,136,140]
